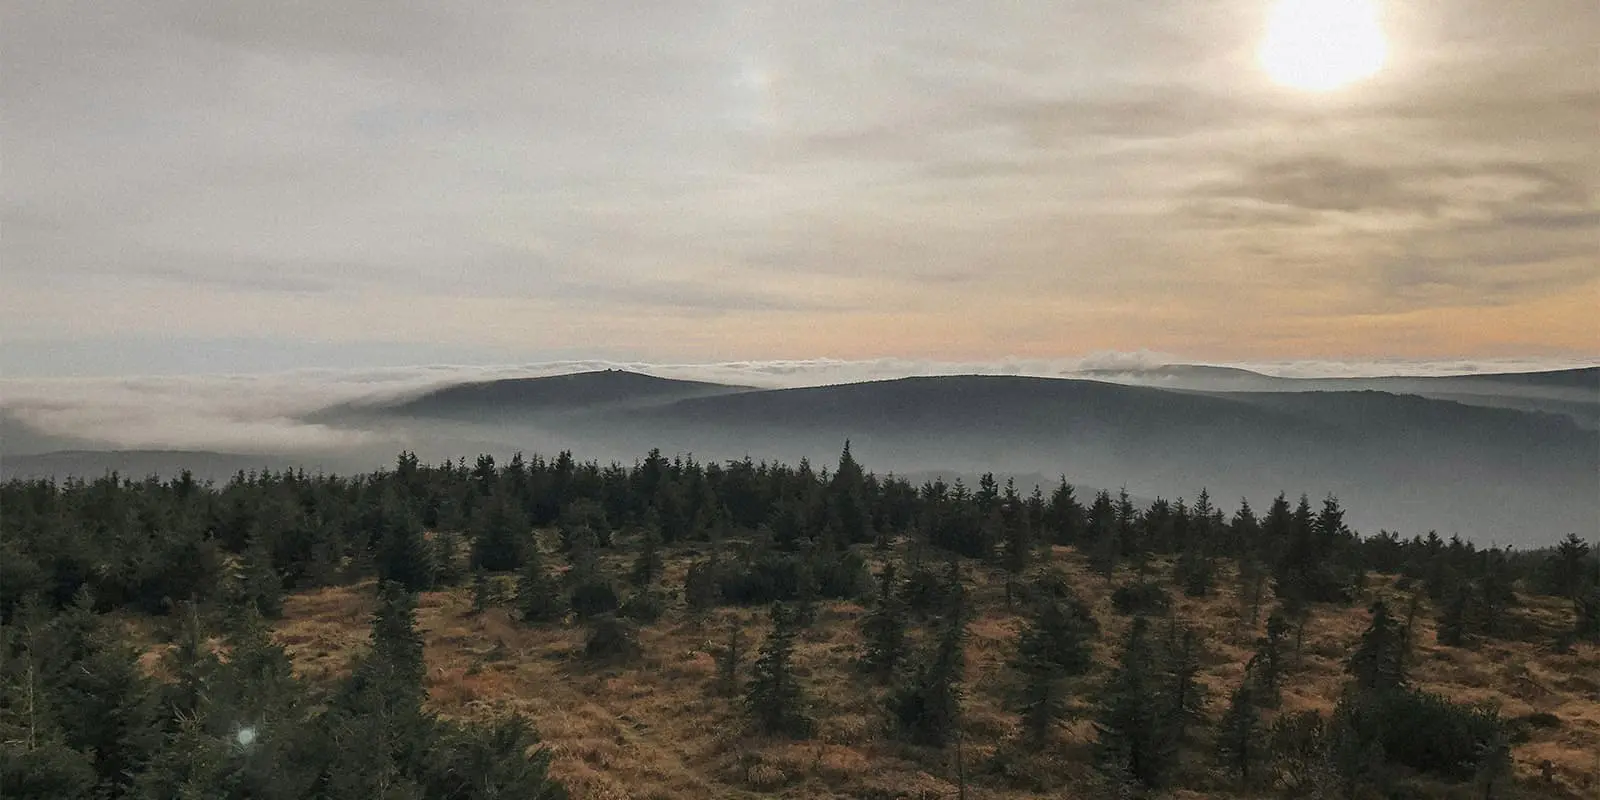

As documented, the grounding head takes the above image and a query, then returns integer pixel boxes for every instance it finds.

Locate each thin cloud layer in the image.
[2,1,1596,372]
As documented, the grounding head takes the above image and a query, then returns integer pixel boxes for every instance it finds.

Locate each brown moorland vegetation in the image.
[252,536,1600,800]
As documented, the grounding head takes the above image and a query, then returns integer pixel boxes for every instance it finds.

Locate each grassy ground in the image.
[255,539,1599,799]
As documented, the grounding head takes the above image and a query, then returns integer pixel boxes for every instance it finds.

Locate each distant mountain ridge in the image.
[5,366,1595,543]
[341,369,751,421]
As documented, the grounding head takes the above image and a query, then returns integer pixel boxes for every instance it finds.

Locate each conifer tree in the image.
[470,568,495,614]
[0,600,99,800]
[321,582,433,799]
[161,602,219,720]
[828,441,871,545]
[1248,612,1288,707]
[471,496,527,573]
[1161,625,1208,746]
[1015,571,1098,676]
[683,556,721,617]
[515,541,563,624]
[1046,478,1083,545]
[745,604,812,737]
[233,532,284,619]
[858,588,909,682]
[1438,583,1472,647]
[1093,616,1175,790]
[1086,490,1120,579]
[376,499,435,593]
[432,528,466,587]
[714,619,745,696]
[1000,501,1032,609]
[1011,573,1096,745]
[420,714,568,800]
[889,597,968,747]
[1547,534,1591,599]
[1347,600,1407,693]
[629,527,663,588]
[39,589,163,798]
[1015,647,1069,747]
[1216,668,1263,785]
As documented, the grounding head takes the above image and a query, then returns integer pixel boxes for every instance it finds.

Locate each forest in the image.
[2,444,1596,799]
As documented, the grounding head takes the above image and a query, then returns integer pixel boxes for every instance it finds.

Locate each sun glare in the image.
[1259,0,1387,91]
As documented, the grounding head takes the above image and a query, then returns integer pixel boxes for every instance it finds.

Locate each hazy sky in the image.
[4,0,1597,377]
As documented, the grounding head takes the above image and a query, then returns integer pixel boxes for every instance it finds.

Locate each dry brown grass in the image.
[259,543,1599,799]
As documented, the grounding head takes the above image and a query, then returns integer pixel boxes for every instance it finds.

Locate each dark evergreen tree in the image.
[714,620,745,696]
[582,615,641,663]
[470,497,527,573]
[683,556,722,616]
[233,532,284,619]
[1046,478,1083,545]
[745,604,812,737]
[889,599,968,748]
[1015,571,1098,676]
[432,528,466,587]
[1000,498,1033,609]
[1093,617,1175,790]
[515,542,563,624]
[420,714,567,800]
[1011,573,1096,745]
[39,589,163,798]
[470,568,496,614]
[1161,625,1208,746]
[1216,667,1264,786]
[1438,582,1472,647]
[1347,599,1407,693]
[376,499,434,593]
[1248,611,1288,708]
[0,600,99,800]
[628,527,663,588]
[828,441,871,545]
[1546,534,1591,599]
[858,592,909,683]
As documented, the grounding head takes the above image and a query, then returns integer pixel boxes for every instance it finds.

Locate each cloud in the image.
[2,1,1597,365]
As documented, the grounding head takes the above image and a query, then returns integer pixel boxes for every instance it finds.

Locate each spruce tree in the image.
[1161,625,1208,746]
[1016,645,1069,747]
[36,589,163,798]
[858,589,909,682]
[1439,583,1473,647]
[321,582,433,799]
[1347,599,1407,693]
[0,600,99,800]
[419,714,567,800]
[515,542,563,624]
[889,602,967,747]
[431,528,466,587]
[1000,503,1032,609]
[1015,571,1098,676]
[470,568,495,614]
[1248,612,1288,707]
[745,604,812,737]
[629,527,663,588]
[714,619,745,696]
[376,500,435,593]
[1093,616,1175,790]
[1216,669,1263,785]
[471,497,527,573]
[233,533,284,619]
[683,556,721,617]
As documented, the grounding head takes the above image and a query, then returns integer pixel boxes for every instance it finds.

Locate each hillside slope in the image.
[260,539,1600,800]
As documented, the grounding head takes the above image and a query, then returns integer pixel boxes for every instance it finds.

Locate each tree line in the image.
[2,444,1595,798]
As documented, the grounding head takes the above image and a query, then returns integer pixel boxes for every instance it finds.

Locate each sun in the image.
[1259,0,1388,91]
